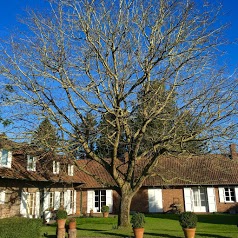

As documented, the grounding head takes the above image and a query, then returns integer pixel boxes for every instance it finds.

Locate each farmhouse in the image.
[77,144,238,215]
[0,134,238,219]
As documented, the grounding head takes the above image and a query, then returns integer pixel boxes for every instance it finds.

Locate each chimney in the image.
[230,144,237,160]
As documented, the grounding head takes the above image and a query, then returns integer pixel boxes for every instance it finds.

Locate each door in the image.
[192,187,207,212]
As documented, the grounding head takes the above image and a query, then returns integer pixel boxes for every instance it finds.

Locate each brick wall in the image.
[214,187,238,213]
[162,188,184,213]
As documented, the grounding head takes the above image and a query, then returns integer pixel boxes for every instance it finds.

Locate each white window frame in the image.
[0,149,12,168]
[53,161,60,174]
[27,155,36,171]
[224,187,236,203]
[68,164,74,176]
[49,192,55,209]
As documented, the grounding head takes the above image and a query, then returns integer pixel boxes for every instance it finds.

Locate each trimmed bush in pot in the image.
[179,212,197,238]
[130,212,145,238]
[101,205,109,217]
[56,208,67,229]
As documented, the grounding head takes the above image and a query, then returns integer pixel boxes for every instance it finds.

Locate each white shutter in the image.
[0,150,2,165]
[218,187,225,203]
[148,188,163,213]
[235,187,238,202]
[33,157,36,171]
[35,192,40,218]
[73,190,77,214]
[20,191,28,217]
[87,190,94,213]
[43,192,50,211]
[184,188,192,212]
[65,190,71,214]
[207,187,217,212]
[54,191,60,210]
[106,190,113,213]
[0,190,6,204]
[7,151,12,168]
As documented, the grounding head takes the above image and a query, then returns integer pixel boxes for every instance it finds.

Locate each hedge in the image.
[0,217,42,238]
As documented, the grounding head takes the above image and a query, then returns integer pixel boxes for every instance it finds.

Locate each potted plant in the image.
[90,208,94,217]
[101,205,110,218]
[56,207,67,229]
[130,212,145,238]
[179,212,197,238]
[68,217,76,229]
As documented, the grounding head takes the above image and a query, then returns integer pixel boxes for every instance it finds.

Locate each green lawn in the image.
[41,214,238,238]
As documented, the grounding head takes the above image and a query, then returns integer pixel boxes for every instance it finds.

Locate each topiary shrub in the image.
[56,208,67,220]
[179,212,197,228]
[101,205,109,213]
[130,212,145,228]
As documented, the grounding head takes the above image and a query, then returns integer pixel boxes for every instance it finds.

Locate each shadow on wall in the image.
[226,204,238,214]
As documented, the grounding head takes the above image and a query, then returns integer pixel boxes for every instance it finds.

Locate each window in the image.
[27,155,36,171]
[0,149,12,168]
[53,161,60,174]
[0,190,6,204]
[27,193,35,215]
[224,188,235,202]
[68,164,74,176]
[49,192,55,209]
[95,190,106,212]
[60,192,64,207]
[70,190,74,209]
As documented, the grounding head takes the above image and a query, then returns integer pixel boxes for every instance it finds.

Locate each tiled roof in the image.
[75,154,238,188]
[0,148,83,185]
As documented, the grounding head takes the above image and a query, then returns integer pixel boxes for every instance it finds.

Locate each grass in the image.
[41,214,238,238]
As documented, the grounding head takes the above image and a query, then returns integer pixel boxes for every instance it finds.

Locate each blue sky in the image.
[0,0,238,71]
[0,0,237,143]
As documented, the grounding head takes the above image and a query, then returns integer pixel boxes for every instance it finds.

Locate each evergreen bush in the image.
[179,212,197,228]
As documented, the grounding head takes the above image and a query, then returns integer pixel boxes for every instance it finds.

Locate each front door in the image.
[192,187,207,212]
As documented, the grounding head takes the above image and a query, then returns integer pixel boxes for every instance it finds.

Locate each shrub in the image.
[0,217,42,238]
[179,212,197,228]
[56,208,67,219]
[130,212,145,228]
[101,205,109,213]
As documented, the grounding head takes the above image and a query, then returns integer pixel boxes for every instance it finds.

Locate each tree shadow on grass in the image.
[145,213,237,226]
[196,234,229,238]
[144,232,181,238]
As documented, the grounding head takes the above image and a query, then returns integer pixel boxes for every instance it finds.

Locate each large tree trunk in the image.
[117,188,134,227]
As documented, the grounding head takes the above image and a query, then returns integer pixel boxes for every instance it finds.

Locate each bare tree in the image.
[0,0,237,227]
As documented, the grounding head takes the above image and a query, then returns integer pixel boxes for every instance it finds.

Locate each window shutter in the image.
[43,192,50,211]
[73,190,77,214]
[235,187,238,202]
[0,150,2,165]
[20,191,28,217]
[54,191,60,210]
[106,190,113,213]
[207,187,217,212]
[218,187,225,203]
[33,157,36,171]
[27,155,30,170]
[184,188,192,212]
[35,192,40,218]
[148,188,163,212]
[0,190,6,204]
[7,151,12,168]
[87,190,94,213]
[65,190,71,214]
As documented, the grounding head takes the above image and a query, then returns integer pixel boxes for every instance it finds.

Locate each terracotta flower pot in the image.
[183,228,196,238]
[103,212,109,218]
[133,227,144,238]
[69,221,76,229]
[57,219,66,229]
